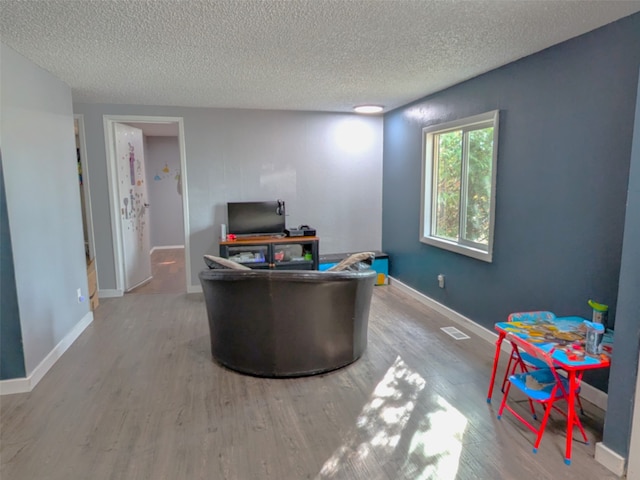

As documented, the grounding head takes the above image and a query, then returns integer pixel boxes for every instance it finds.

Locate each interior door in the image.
[113,123,152,291]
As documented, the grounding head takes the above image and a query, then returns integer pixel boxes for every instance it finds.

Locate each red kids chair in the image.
[500,311,555,393]
[500,311,584,415]
[497,332,588,465]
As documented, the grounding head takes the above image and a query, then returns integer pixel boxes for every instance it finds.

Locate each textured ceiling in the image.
[1,0,639,113]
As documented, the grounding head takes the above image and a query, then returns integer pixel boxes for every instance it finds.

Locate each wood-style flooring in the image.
[0,281,616,479]
[128,247,186,295]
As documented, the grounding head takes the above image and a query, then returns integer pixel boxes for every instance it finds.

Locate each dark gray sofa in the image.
[199,268,376,377]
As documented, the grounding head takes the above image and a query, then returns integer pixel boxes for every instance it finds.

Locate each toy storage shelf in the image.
[319,251,389,285]
[219,236,319,270]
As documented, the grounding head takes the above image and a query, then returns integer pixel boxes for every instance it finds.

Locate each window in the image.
[420,111,499,262]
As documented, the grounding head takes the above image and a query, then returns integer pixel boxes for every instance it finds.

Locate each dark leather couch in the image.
[199,269,376,377]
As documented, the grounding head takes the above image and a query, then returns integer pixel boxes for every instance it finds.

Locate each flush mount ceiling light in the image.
[353,105,383,114]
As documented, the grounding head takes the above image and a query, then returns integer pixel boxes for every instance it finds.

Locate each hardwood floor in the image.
[0,284,616,479]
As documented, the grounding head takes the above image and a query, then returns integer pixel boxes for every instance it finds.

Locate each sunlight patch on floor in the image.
[316,356,426,478]
[316,356,468,479]
[399,396,467,480]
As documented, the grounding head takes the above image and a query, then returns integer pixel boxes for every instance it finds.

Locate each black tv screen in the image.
[227,201,285,236]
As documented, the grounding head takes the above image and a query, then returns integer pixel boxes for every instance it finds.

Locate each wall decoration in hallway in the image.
[152,162,182,195]
[153,163,180,182]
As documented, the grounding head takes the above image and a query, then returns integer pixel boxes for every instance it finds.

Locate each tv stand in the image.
[220,236,319,270]
[232,233,286,241]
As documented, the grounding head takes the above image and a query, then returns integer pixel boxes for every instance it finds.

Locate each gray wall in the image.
[145,136,184,248]
[0,155,26,379]
[1,43,89,375]
[72,105,383,290]
[383,13,639,458]
[603,68,640,456]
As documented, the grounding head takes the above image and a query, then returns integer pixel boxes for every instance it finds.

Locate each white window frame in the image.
[420,110,499,262]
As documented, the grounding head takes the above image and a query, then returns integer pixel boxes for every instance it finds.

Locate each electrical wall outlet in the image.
[437,274,445,288]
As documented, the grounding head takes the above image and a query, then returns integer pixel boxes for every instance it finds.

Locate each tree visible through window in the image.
[421,111,498,262]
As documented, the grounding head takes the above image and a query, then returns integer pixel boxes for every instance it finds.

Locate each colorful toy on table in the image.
[502,319,583,345]
[501,317,612,363]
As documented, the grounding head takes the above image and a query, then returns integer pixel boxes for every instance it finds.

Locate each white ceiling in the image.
[1,0,639,113]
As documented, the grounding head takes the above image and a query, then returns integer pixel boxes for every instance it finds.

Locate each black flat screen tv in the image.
[227,200,285,236]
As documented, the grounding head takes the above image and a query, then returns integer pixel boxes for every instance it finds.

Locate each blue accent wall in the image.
[383,10,639,444]
[0,154,26,380]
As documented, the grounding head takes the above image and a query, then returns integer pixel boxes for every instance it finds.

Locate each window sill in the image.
[420,235,493,263]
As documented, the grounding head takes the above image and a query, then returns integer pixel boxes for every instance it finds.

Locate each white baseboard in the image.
[99,288,123,298]
[0,311,94,396]
[579,381,609,411]
[595,442,626,476]
[128,276,152,291]
[0,377,30,395]
[150,245,184,254]
[187,284,202,294]
[389,276,608,411]
[390,276,508,349]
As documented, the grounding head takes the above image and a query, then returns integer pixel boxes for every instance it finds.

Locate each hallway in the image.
[128,247,185,295]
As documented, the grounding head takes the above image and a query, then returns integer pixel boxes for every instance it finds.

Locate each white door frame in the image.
[75,114,96,260]
[103,115,190,294]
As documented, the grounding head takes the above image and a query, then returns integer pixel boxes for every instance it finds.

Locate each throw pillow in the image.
[203,254,251,270]
[327,251,375,272]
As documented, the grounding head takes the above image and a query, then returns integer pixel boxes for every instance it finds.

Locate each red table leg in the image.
[487,332,506,403]
[565,370,576,465]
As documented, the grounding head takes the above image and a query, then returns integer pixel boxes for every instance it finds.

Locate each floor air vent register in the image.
[440,326,470,340]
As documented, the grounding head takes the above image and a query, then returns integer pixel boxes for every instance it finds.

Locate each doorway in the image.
[75,115,95,260]
[103,115,190,295]
[75,114,100,308]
